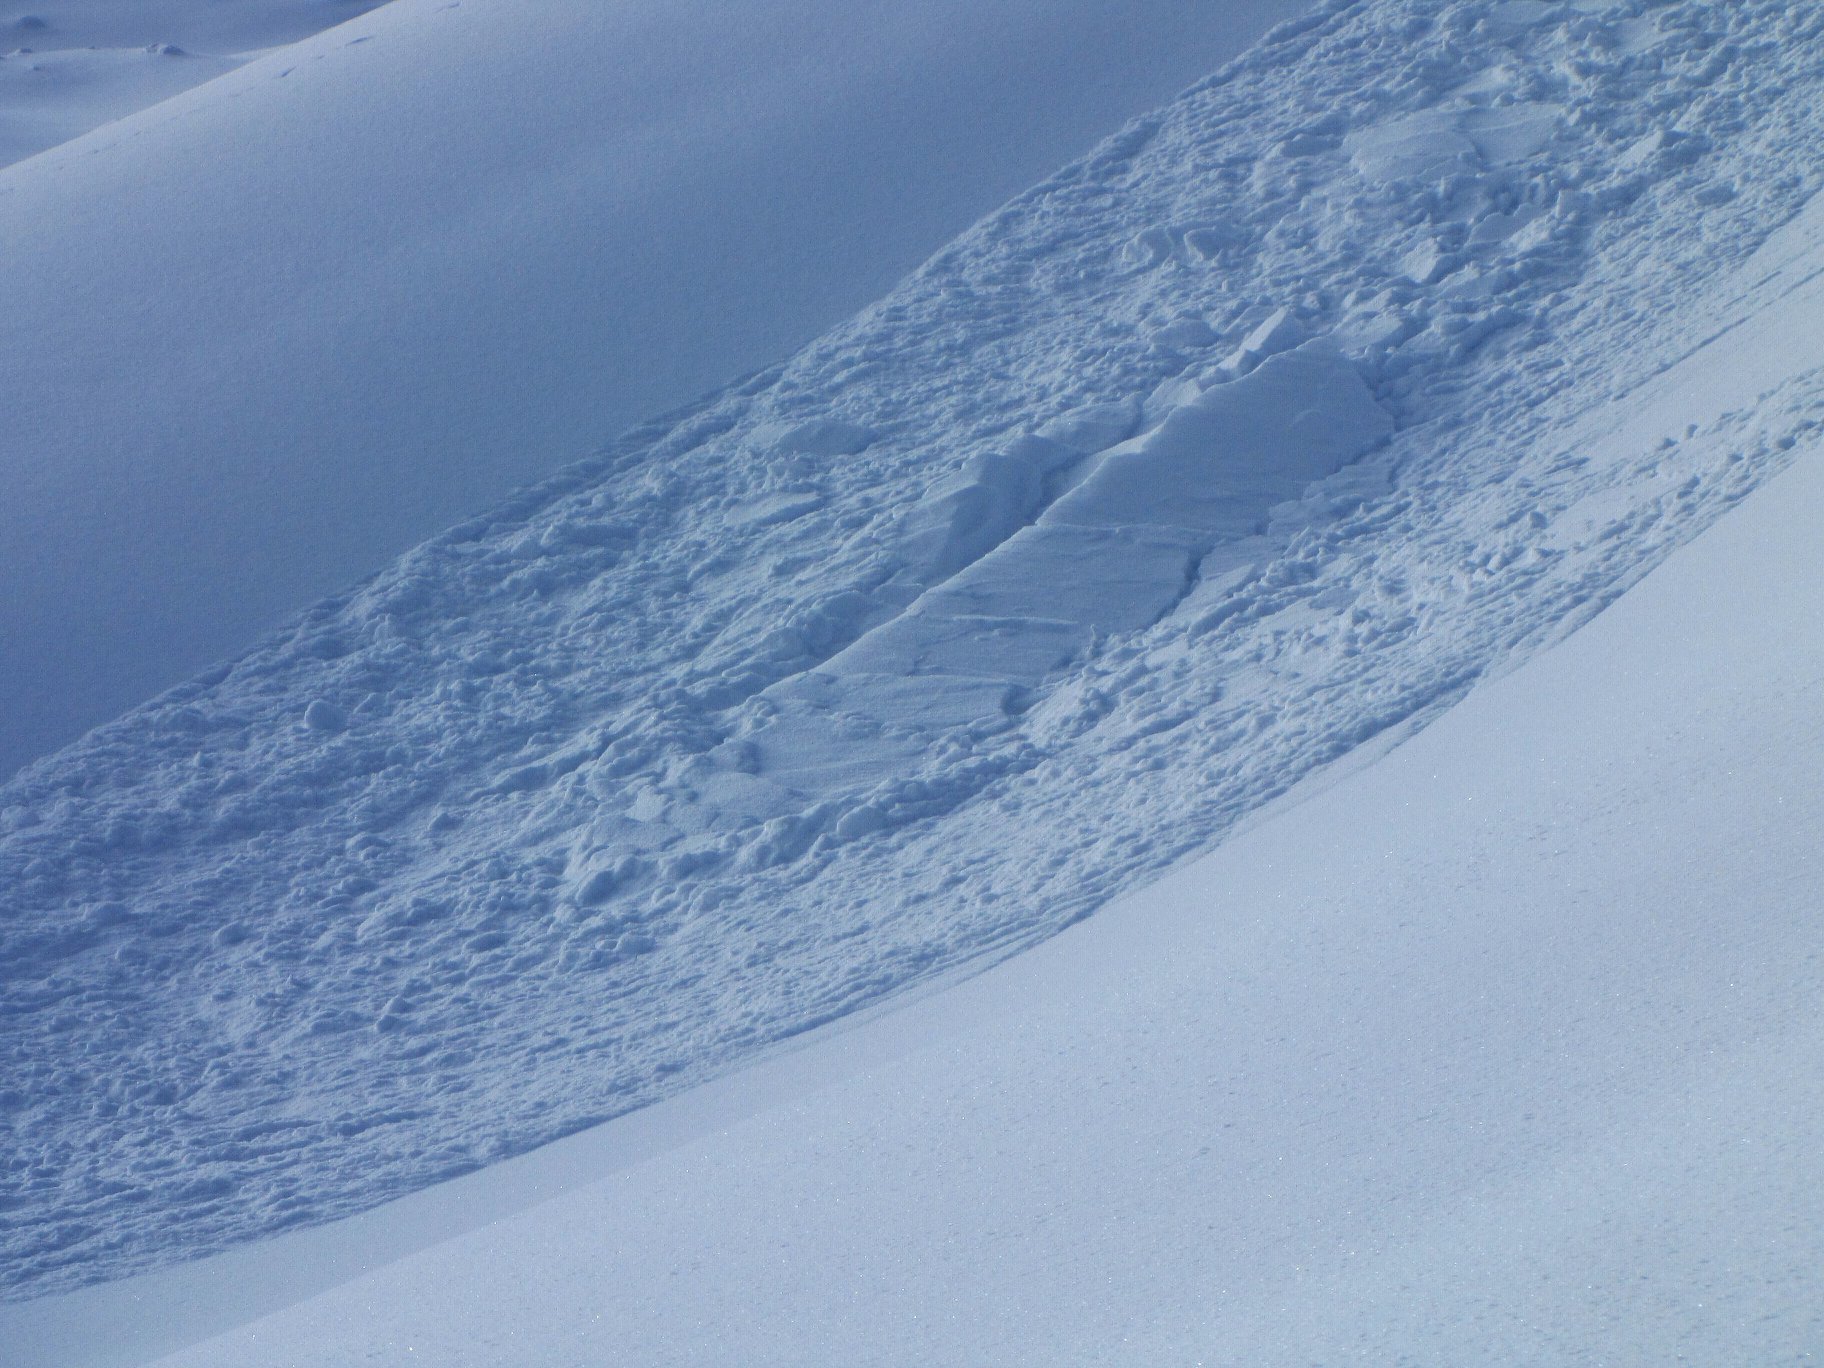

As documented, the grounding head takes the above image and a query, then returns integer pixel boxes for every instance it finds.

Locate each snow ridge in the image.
[7,0,1824,1298]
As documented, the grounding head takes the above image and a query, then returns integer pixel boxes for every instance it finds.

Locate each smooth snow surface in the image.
[0,2,384,168]
[5,0,1824,1332]
[21,403,1824,1368]
[0,0,1313,774]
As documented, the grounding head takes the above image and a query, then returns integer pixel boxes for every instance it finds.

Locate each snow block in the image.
[754,418,878,457]
[829,612,1093,686]
[921,523,1203,635]
[895,450,1045,584]
[1042,341,1393,537]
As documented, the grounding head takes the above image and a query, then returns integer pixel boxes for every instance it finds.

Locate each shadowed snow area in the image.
[0,0,1313,775]
[5,0,1824,1315]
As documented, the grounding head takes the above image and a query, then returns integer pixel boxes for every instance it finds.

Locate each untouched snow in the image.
[5,0,1824,1331]
[0,2,385,169]
[0,0,1313,775]
[14,384,1823,1368]
[0,2,379,54]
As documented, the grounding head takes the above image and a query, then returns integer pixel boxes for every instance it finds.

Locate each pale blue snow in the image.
[3,6,1823,1363]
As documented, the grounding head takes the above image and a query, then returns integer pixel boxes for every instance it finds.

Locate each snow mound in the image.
[6,0,1824,1301]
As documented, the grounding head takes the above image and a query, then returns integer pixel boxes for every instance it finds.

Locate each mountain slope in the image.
[0,0,1312,774]
[0,1,386,169]
[5,0,1824,1309]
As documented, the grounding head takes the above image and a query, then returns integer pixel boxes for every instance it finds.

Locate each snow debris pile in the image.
[5,0,1824,1298]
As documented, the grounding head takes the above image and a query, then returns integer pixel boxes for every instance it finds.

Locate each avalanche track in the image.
[5,0,1824,1300]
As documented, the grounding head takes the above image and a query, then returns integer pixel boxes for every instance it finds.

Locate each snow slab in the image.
[0,0,1313,775]
[12,435,1820,1368]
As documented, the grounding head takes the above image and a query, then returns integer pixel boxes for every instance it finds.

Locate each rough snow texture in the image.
[6,0,1824,1298]
[88,427,1824,1368]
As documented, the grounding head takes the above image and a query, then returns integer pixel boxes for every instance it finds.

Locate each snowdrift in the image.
[5,0,1824,1344]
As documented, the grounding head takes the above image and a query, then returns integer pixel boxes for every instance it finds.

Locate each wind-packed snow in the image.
[5,0,1824,1334]
[0,0,1312,775]
[25,407,1821,1368]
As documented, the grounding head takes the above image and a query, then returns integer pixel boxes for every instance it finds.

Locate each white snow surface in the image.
[28,395,1823,1368]
[5,0,1824,1328]
[0,0,1313,775]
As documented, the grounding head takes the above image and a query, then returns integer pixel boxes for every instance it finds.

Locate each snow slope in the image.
[38,401,1821,1368]
[0,0,1313,775]
[0,2,384,169]
[5,0,1824,1320]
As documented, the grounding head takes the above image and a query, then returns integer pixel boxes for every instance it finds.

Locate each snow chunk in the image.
[1347,104,1565,182]
[1042,341,1394,537]
[302,700,347,733]
[1152,316,1218,349]
[1237,306,1307,359]
[1401,239,1453,285]
[768,670,1021,733]
[1346,110,1478,181]
[921,523,1203,636]
[754,418,878,457]
[831,613,1093,687]
[1219,306,1308,374]
[1035,402,1141,456]
[895,450,1043,584]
